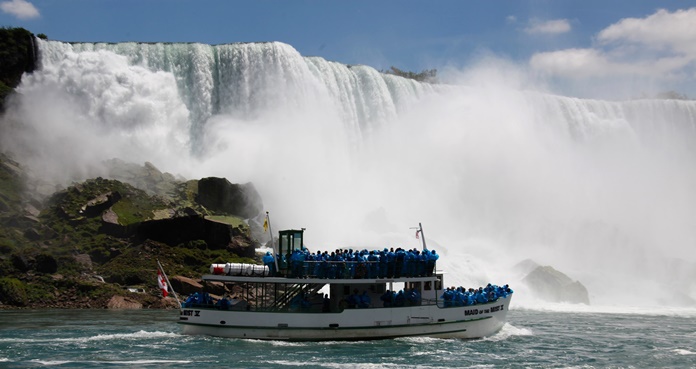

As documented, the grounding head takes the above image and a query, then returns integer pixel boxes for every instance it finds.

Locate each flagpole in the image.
[157,259,181,308]
[418,222,428,251]
[266,211,279,273]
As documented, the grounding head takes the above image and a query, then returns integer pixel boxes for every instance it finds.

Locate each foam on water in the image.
[483,323,534,342]
[29,359,194,365]
[513,302,696,317]
[0,330,180,344]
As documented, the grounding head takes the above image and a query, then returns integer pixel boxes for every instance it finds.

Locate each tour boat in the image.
[168,225,513,341]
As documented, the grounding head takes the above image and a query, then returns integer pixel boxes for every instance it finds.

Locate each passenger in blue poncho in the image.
[358,291,371,308]
[380,290,394,307]
[216,297,231,310]
[347,289,359,308]
[441,288,454,307]
[263,252,276,276]
[427,250,438,276]
[406,288,421,306]
[475,288,488,304]
[289,294,310,311]
[394,290,406,307]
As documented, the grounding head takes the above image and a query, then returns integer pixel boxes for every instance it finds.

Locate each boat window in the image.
[294,232,303,248]
[424,281,431,291]
[435,275,443,290]
[281,234,290,253]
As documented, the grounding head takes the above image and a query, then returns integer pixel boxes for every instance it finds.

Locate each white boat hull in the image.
[179,295,511,341]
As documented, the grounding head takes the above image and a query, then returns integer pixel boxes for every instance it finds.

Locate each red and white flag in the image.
[157,269,168,297]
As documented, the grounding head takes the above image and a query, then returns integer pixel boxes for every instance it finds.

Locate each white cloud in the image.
[598,8,696,57]
[506,15,517,24]
[529,8,696,95]
[525,19,571,35]
[0,0,39,20]
[531,48,692,79]
[530,48,615,78]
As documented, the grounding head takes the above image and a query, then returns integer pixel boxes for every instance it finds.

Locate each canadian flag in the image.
[157,269,168,298]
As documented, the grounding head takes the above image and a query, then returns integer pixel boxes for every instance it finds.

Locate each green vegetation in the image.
[0,277,27,306]
[0,27,37,110]
[206,215,246,227]
[655,91,692,100]
[382,66,438,83]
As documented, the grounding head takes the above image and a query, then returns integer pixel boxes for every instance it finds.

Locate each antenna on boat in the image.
[157,259,181,308]
[411,222,428,250]
[265,211,280,273]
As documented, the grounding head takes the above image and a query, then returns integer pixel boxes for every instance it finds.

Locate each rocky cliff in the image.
[0,153,265,309]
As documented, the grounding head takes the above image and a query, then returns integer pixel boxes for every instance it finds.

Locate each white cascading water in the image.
[2,39,695,309]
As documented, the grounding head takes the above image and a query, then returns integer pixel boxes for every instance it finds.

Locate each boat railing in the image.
[283,260,437,279]
[268,282,325,311]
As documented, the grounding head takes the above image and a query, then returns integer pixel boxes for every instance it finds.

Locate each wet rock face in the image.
[106,295,143,309]
[170,275,204,295]
[196,177,263,219]
[522,265,590,305]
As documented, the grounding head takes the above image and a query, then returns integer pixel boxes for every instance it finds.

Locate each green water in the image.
[0,309,694,368]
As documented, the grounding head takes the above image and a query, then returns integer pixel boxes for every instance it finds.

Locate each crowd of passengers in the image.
[380,288,421,307]
[262,247,439,279]
[182,284,513,310]
[441,283,513,307]
[290,288,420,310]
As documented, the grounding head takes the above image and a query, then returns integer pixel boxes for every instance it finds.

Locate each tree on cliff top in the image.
[381,66,438,83]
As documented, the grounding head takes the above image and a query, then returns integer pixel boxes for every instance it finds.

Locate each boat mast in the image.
[266,211,279,272]
[418,222,428,250]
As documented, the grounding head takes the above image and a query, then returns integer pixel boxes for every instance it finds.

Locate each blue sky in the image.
[2,0,695,98]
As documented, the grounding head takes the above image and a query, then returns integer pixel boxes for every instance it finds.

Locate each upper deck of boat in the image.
[201,274,440,285]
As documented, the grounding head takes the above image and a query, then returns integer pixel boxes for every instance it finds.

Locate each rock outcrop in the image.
[522,265,590,305]
[197,177,263,219]
[107,295,143,309]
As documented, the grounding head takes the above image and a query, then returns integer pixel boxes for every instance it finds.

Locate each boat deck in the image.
[201,274,440,284]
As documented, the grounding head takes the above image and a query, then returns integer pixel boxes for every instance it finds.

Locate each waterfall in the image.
[3,39,696,307]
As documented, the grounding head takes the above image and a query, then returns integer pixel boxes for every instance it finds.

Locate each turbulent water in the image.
[1,39,696,307]
[0,309,695,368]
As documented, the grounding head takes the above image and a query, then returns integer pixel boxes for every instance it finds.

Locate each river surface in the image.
[1,308,695,368]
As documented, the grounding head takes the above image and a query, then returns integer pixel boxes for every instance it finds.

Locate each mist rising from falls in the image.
[2,39,696,308]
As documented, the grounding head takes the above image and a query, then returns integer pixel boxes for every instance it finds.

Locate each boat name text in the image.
[464,304,504,316]
[181,310,200,317]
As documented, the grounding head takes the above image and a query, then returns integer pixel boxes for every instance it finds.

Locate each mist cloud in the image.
[3,40,695,308]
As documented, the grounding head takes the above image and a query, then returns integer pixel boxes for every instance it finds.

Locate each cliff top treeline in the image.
[0,27,38,111]
[382,66,438,83]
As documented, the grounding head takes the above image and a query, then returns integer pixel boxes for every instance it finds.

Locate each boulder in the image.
[137,215,206,246]
[203,280,226,296]
[102,159,183,197]
[196,177,263,219]
[11,253,31,272]
[81,191,122,217]
[34,253,58,274]
[107,295,143,309]
[170,275,203,295]
[74,254,93,269]
[522,265,590,304]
